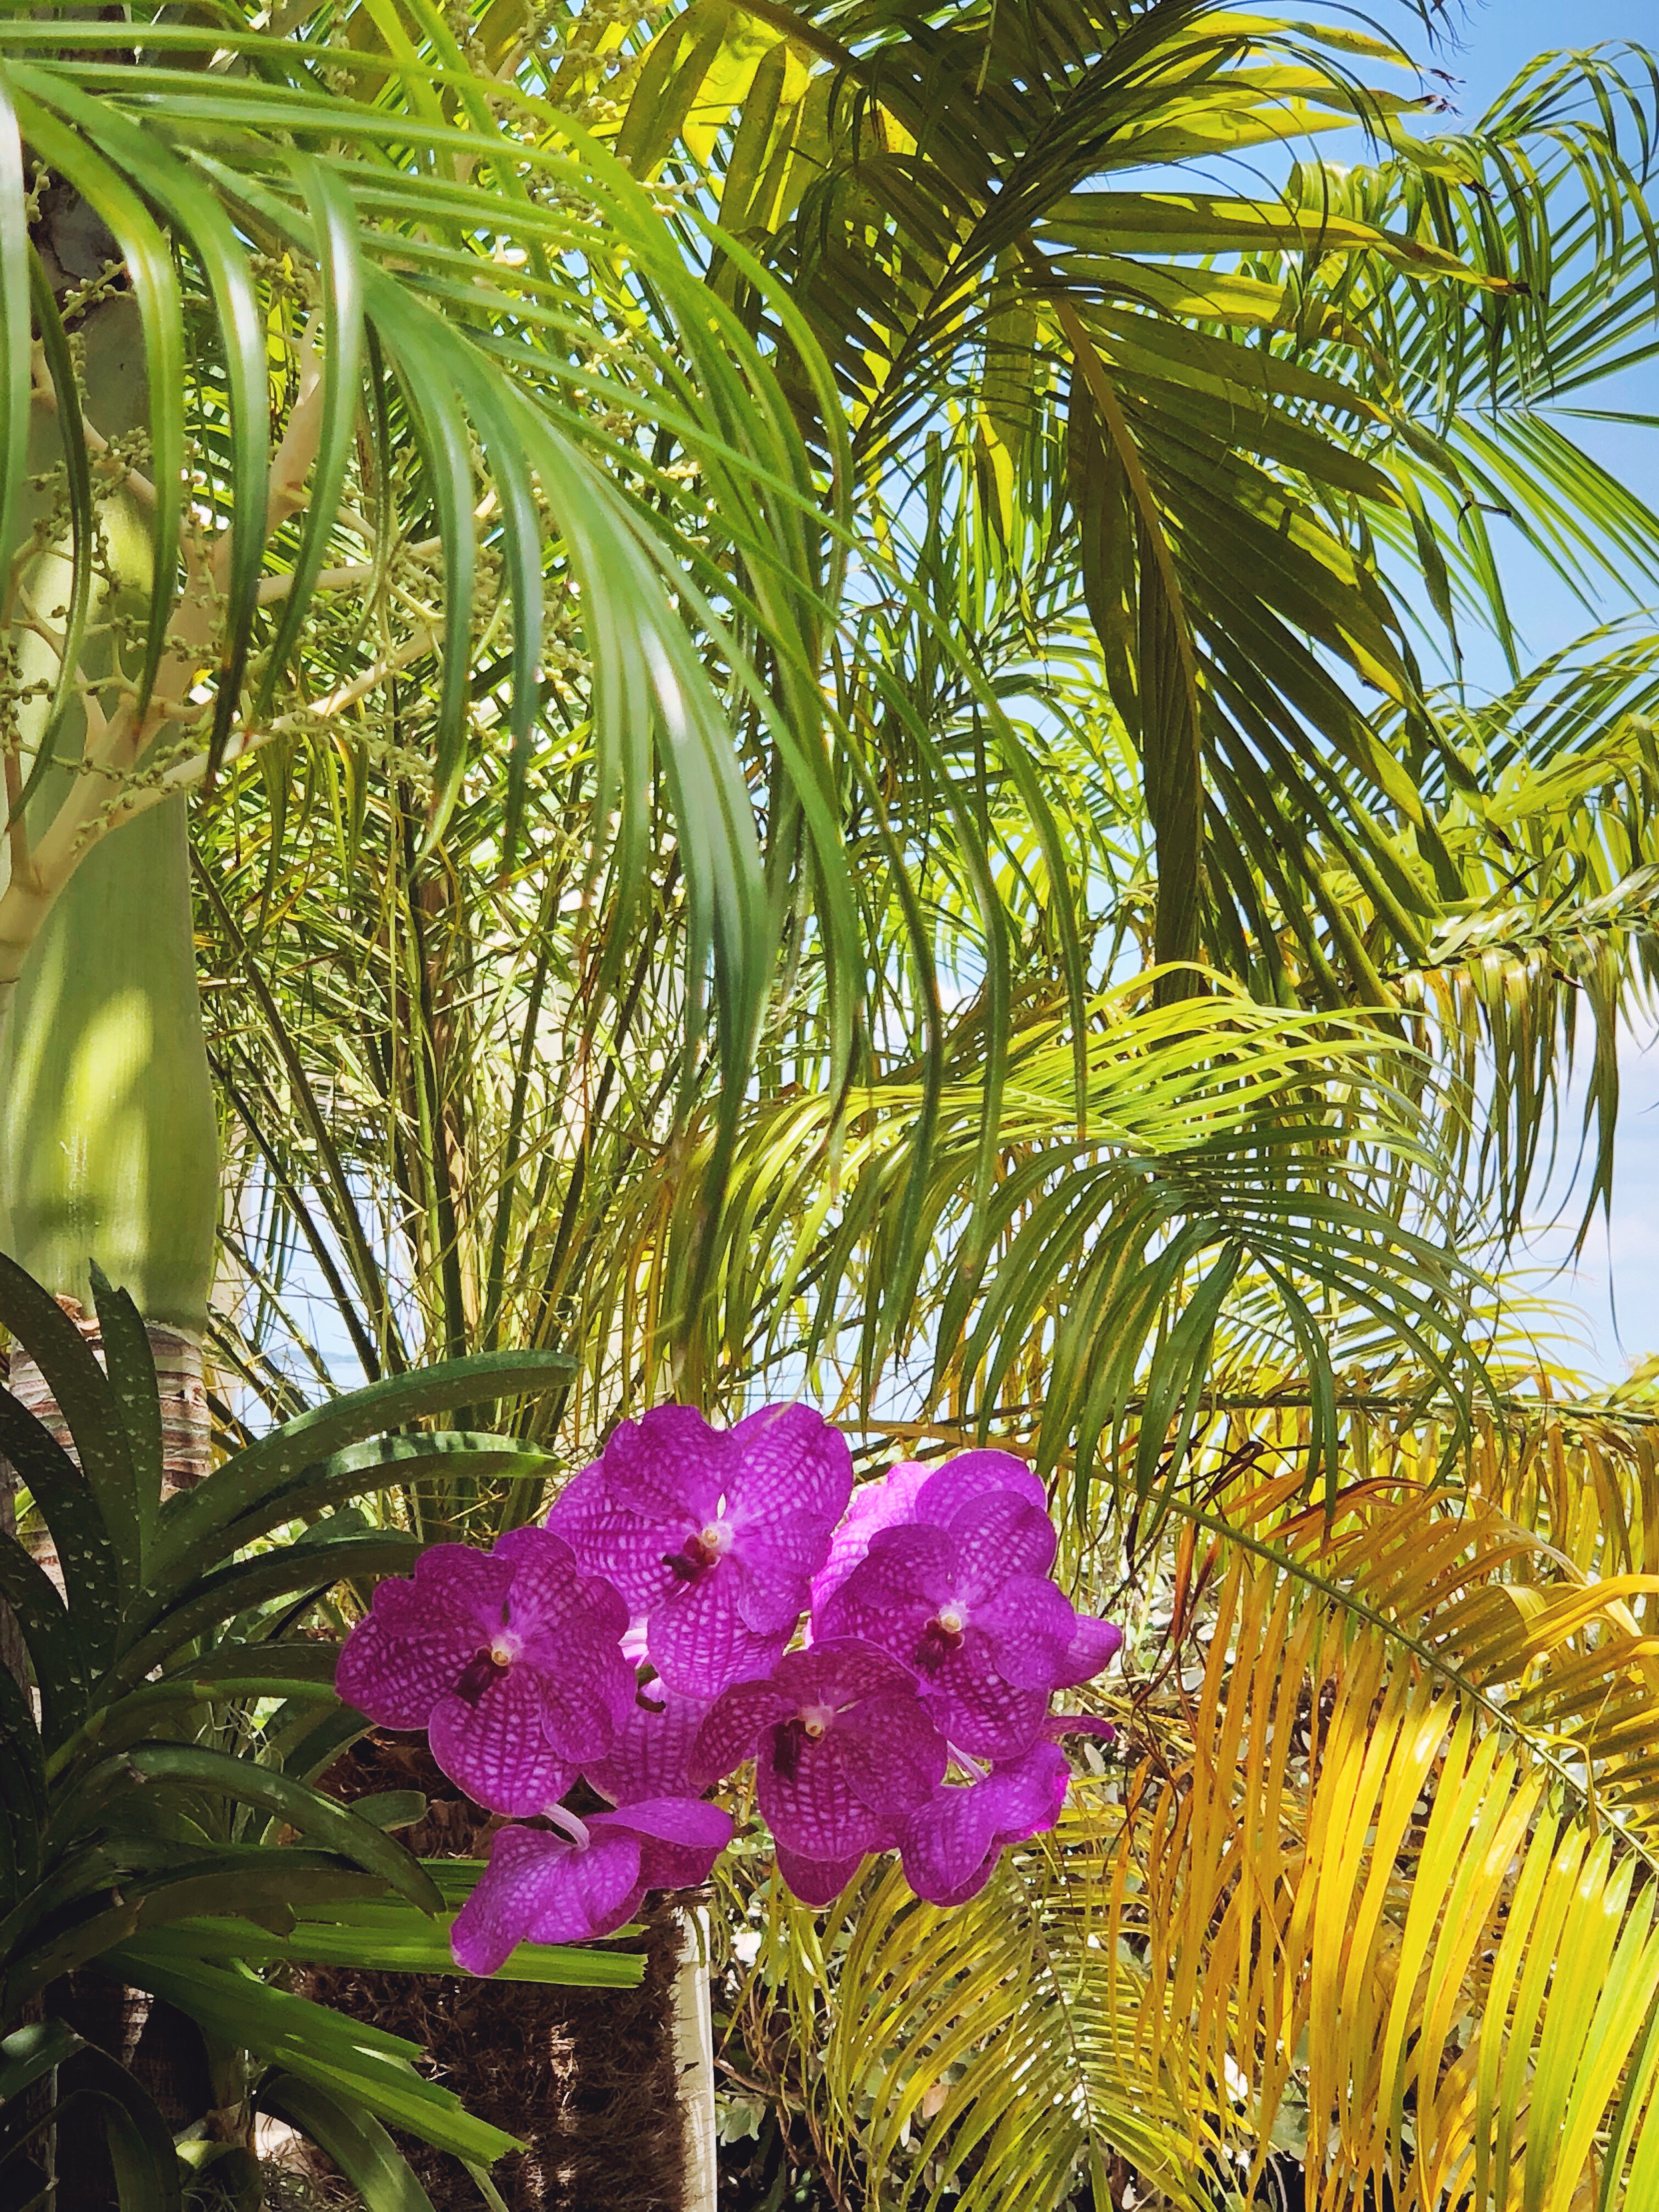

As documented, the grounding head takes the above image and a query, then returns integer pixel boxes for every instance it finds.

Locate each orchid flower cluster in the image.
[335,1405,1122,1974]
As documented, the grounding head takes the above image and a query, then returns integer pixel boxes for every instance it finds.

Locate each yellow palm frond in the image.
[731,1479,1659,2210]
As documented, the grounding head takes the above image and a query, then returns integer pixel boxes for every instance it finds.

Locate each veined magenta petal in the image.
[335,1613,476,1731]
[497,1525,628,1639]
[731,1555,812,1638]
[946,1492,1058,1595]
[590,1798,733,1853]
[810,1460,930,1616]
[1053,1613,1124,1689]
[452,1826,561,1975]
[531,1832,647,1942]
[928,1630,1050,1759]
[648,1568,790,1698]
[838,1691,947,1814]
[452,1824,650,1964]
[586,1690,713,1804]
[728,1403,853,1543]
[555,1497,686,1614]
[814,1528,951,1657]
[430,1667,578,1816]
[770,1639,926,1712]
[640,1830,729,1892]
[541,1455,608,1538]
[899,1742,1069,1908]
[408,1543,516,1631]
[774,1844,866,1907]
[603,1404,729,1524]
[756,1728,890,1862]
[972,1574,1077,1689]
[692,1680,796,1785]
[532,1655,634,1766]
[913,1451,1046,1526]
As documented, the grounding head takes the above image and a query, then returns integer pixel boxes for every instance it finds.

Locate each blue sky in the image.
[1414,3,1659,1377]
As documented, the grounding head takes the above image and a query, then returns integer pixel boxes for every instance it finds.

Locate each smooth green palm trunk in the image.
[0,284,219,1482]
[0,792,217,1333]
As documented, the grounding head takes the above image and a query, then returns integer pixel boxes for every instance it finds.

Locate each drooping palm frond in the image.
[584,1,1659,1003]
[0,3,856,1189]
[201,753,1489,1518]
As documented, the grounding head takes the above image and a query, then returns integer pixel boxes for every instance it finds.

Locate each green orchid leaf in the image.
[149,1353,571,1582]
[114,1530,421,1683]
[68,1744,441,1911]
[0,1390,118,1674]
[0,1254,138,1584]
[110,1948,523,2162]
[256,2073,440,2212]
[87,1264,163,1551]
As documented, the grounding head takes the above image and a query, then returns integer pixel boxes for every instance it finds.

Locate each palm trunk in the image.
[0,266,224,2211]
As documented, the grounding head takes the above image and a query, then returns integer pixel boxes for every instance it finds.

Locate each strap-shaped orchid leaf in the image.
[149,1349,568,1581]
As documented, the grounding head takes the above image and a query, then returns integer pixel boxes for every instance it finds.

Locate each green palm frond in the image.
[592,1,1658,1008]
[0,6,855,1195]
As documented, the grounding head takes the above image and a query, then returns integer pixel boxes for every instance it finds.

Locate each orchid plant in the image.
[336,1408,1122,1971]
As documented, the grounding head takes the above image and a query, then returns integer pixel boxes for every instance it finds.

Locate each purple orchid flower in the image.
[336,1526,634,1816]
[584,1682,712,1806]
[695,1639,946,1901]
[451,1797,733,1973]
[899,1742,1071,1907]
[904,1451,1122,1691]
[809,1451,1044,1618]
[546,1403,853,1697]
[814,1487,1078,1758]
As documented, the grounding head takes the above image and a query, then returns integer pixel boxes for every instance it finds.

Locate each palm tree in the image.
[5,4,1659,2207]
[0,2,840,1451]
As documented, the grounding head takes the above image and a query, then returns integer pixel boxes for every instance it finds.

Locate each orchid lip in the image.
[453,1648,512,1706]
[913,1614,966,1675]
[662,1520,732,1584]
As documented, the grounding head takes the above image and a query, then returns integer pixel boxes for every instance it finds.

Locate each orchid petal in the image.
[430,1667,579,1815]
[839,1691,948,1814]
[408,1544,516,1632]
[649,1567,790,1697]
[973,1573,1078,1688]
[929,1629,1050,1758]
[728,1403,853,1557]
[603,1404,729,1523]
[586,1691,713,1804]
[913,1451,1047,1526]
[810,1461,930,1615]
[1053,1613,1124,1688]
[452,1825,570,1976]
[732,1555,812,1637]
[541,1456,610,1541]
[900,1743,1069,1907]
[814,1529,952,1658]
[555,1498,686,1614]
[947,1492,1058,1595]
[771,1639,926,1712]
[518,1830,647,1946]
[692,1680,796,1784]
[335,1613,477,1731]
[756,1728,890,1862]
[774,1844,867,1907]
[591,1798,733,1852]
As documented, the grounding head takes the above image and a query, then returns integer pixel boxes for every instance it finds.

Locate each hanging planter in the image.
[298,1733,697,2212]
